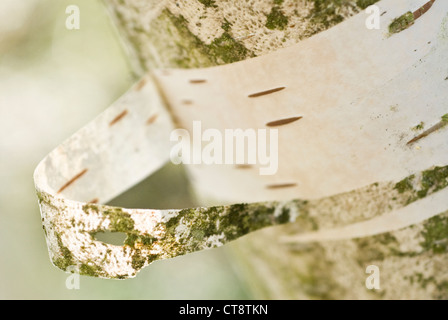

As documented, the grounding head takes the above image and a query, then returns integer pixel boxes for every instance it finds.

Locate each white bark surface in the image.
[33,0,448,298]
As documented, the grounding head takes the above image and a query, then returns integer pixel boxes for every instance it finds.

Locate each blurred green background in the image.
[0,0,251,299]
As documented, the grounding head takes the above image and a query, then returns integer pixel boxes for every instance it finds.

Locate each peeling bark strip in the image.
[266,116,303,127]
[57,169,88,194]
[37,189,305,279]
[109,110,128,126]
[36,164,448,279]
[248,87,286,98]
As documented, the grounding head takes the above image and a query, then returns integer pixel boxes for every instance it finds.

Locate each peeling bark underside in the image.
[34,0,447,298]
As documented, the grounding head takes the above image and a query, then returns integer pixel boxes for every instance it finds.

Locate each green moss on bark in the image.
[79,263,103,277]
[393,166,448,205]
[394,175,415,194]
[208,32,252,64]
[155,10,253,68]
[389,12,414,34]
[356,0,380,9]
[309,0,350,29]
[197,0,217,8]
[53,234,74,271]
[266,6,289,30]
[421,214,448,254]
[104,208,135,233]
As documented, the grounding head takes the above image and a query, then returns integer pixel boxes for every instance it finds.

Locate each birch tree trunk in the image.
[101,0,448,299]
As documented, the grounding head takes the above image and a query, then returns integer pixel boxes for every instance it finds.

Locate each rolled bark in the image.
[101,0,448,299]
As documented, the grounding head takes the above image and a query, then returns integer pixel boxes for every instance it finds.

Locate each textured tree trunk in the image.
[102,0,448,299]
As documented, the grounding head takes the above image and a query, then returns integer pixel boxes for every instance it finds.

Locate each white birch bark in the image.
[34,0,448,298]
